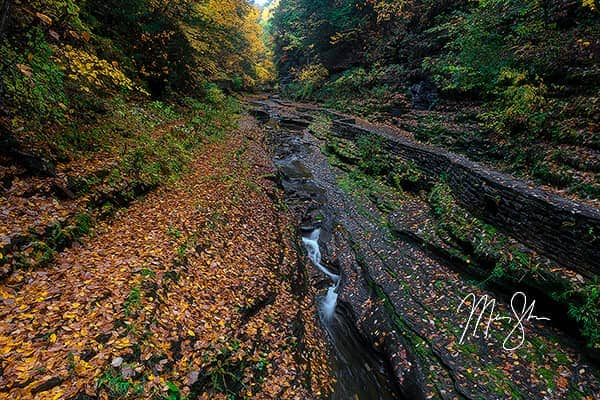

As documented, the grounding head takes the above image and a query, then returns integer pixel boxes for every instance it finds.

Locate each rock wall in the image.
[332,120,600,278]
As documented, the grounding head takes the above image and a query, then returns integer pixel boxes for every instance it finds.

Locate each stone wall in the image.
[332,120,600,278]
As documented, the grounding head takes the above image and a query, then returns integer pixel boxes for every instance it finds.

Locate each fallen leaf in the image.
[35,12,53,25]
[16,64,32,77]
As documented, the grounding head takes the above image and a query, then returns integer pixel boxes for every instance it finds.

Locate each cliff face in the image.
[330,119,600,279]
[257,96,600,400]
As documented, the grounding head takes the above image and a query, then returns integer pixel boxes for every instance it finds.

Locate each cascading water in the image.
[267,112,402,399]
[302,229,339,320]
[302,228,402,399]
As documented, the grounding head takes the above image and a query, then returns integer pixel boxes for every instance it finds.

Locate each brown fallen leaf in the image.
[35,12,53,25]
[16,64,32,77]
[49,30,60,41]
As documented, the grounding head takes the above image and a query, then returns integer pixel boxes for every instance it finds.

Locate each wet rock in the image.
[279,115,311,130]
[257,98,600,400]
[187,370,200,386]
[121,365,134,378]
[248,107,270,122]
[328,117,600,278]
[278,159,313,180]
[409,81,438,111]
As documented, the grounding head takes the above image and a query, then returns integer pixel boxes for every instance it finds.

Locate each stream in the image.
[302,229,401,400]
[258,103,403,399]
[250,96,600,400]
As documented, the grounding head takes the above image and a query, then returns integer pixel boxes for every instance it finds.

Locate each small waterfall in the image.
[302,229,340,321]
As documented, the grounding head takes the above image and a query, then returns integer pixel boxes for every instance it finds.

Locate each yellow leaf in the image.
[49,333,57,343]
[63,312,77,320]
[187,330,195,337]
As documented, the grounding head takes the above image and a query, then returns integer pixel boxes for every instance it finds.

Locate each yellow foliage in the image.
[298,63,329,84]
[182,0,274,87]
[583,0,597,11]
[366,0,412,23]
[56,45,148,95]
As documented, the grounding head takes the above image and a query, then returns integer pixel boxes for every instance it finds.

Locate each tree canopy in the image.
[0,0,274,126]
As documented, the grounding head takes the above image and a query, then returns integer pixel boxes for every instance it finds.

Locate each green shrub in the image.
[356,134,391,176]
[298,63,329,85]
[283,64,329,100]
[0,28,68,124]
[27,0,86,31]
[562,280,600,349]
[482,69,552,137]
[324,67,369,97]
[425,1,548,95]
[282,80,317,100]
[232,76,244,91]
[390,160,425,190]
[97,369,143,397]
[204,84,226,105]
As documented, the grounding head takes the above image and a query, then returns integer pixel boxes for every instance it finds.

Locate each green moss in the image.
[427,180,599,348]
[389,160,427,191]
[0,27,68,126]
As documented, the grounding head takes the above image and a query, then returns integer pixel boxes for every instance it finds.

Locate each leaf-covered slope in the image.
[0,116,334,399]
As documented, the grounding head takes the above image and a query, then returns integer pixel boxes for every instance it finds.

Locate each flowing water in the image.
[261,101,403,399]
[301,229,339,320]
[302,229,402,400]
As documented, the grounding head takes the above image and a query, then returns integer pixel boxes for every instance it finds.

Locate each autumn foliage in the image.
[0,115,334,399]
[0,0,274,126]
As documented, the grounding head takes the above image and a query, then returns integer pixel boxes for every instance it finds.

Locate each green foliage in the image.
[1,0,268,137]
[562,280,600,349]
[0,28,68,125]
[326,68,370,96]
[123,286,142,317]
[150,100,179,120]
[308,113,333,139]
[203,84,226,105]
[338,170,404,213]
[424,1,593,95]
[271,0,371,76]
[73,213,93,237]
[272,0,598,145]
[481,69,552,137]
[98,369,144,398]
[27,0,87,31]
[390,160,426,191]
[356,134,391,176]
[282,63,330,99]
[162,381,185,400]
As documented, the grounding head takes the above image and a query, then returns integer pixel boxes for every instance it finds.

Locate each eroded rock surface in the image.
[253,97,600,400]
